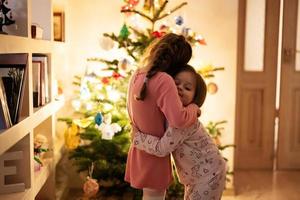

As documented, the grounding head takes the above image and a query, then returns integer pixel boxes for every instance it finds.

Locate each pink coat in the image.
[125,70,198,190]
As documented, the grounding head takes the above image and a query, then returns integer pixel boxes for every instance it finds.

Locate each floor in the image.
[64,170,300,200]
[222,170,300,200]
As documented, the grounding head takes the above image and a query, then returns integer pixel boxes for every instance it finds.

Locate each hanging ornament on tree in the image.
[83,163,99,198]
[119,24,130,39]
[94,112,103,126]
[99,36,114,50]
[143,0,153,11]
[127,0,139,6]
[175,16,184,26]
[118,58,129,71]
[182,27,191,37]
[207,82,218,94]
[152,30,165,38]
[195,34,207,45]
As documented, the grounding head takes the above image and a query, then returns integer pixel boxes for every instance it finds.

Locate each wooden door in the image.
[277,0,300,169]
[235,0,280,169]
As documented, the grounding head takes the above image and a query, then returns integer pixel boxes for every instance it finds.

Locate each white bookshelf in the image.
[0,0,67,199]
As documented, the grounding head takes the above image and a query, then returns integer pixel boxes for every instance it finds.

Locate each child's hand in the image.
[197,109,201,117]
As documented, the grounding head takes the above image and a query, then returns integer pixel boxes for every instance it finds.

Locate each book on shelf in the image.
[0,54,28,125]
[32,55,49,106]
[0,79,12,129]
[32,61,41,107]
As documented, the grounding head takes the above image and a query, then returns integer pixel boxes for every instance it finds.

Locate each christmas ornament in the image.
[175,16,184,26]
[83,177,99,198]
[121,4,134,16]
[195,34,207,45]
[118,58,129,71]
[73,116,94,128]
[64,123,80,150]
[96,114,122,140]
[119,24,130,39]
[143,0,153,11]
[101,77,110,84]
[99,123,122,140]
[83,163,99,198]
[159,24,169,32]
[99,36,114,50]
[207,82,218,94]
[112,71,122,79]
[127,0,139,6]
[152,31,165,38]
[80,85,91,100]
[182,27,191,37]
[95,113,103,126]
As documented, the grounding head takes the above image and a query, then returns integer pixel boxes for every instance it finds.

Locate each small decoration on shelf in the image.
[34,134,49,171]
[0,0,15,34]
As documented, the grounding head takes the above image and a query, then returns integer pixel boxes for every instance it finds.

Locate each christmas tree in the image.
[0,0,15,34]
[60,0,233,198]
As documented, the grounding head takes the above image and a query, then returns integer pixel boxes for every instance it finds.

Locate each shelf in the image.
[0,99,64,155]
[31,99,64,127]
[0,117,31,155]
[0,1,68,198]
[0,188,32,200]
[0,35,66,53]
[34,158,53,197]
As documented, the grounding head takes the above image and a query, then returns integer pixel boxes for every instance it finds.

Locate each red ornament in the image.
[112,71,122,79]
[128,0,139,6]
[121,4,132,11]
[101,77,110,84]
[152,31,166,38]
[197,38,207,45]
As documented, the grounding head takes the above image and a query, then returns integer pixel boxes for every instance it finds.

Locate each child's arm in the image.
[133,122,200,157]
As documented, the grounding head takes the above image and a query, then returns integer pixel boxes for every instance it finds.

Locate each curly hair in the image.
[136,33,192,100]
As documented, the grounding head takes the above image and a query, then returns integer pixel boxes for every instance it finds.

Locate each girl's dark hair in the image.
[174,64,207,107]
[136,33,192,100]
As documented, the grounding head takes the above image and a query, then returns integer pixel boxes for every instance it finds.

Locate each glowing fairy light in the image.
[103,103,113,112]
[108,89,121,102]
[96,83,103,90]
[86,102,93,110]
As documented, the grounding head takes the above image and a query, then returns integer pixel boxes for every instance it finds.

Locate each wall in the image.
[63,0,238,184]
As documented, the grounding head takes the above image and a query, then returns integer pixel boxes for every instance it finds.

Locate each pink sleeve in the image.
[156,73,198,128]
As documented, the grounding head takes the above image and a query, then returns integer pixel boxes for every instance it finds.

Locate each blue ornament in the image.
[95,113,103,126]
[175,16,184,26]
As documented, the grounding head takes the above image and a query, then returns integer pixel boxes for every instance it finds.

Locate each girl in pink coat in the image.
[132,65,226,200]
[125,34,200,200]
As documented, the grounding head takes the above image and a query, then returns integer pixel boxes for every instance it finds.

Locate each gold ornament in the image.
[207,82,218,94]
[64,123,80,150]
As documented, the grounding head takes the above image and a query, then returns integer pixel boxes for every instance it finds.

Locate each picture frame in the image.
[53,12,64,42]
